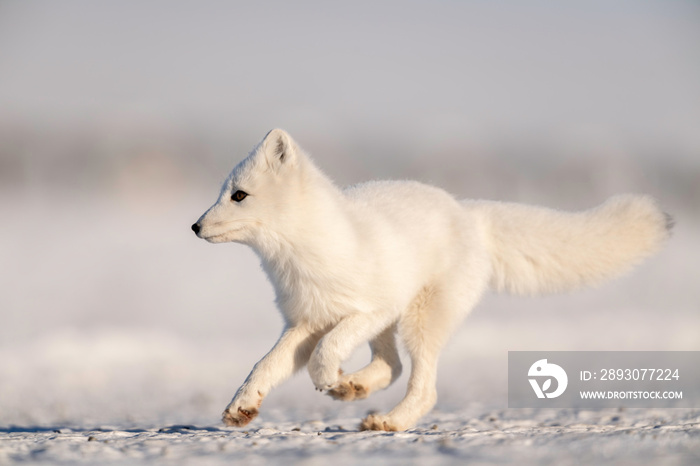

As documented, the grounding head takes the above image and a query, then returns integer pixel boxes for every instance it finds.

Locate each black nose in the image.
[191,223,200,234]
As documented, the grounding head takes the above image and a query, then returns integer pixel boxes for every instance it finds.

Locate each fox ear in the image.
[260,128,295,170]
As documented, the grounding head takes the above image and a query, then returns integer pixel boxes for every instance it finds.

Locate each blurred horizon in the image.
[1,0,699,213]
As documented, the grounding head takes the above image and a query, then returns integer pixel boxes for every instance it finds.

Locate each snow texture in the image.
[2,409,699,465]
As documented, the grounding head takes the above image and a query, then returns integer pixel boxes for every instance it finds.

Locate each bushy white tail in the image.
[472,195,672,296]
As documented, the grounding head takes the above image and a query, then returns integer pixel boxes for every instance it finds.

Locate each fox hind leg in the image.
[327,323,402,401]
[361,272,487,431]
[360,286,443,431]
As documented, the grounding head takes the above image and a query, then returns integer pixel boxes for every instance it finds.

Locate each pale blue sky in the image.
[1,0,699,156]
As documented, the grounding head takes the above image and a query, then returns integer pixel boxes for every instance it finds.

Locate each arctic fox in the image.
[192,129,671,431]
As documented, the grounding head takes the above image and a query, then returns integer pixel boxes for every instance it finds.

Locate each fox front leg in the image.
[327,323,402,401]
[307,311,397,391]
[223,325,322,427]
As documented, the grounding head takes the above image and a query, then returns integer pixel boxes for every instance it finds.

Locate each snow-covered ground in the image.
[1,191,698,464]
[2,409,699,465]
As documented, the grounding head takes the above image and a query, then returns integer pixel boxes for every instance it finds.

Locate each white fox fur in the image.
[193,129,671,431]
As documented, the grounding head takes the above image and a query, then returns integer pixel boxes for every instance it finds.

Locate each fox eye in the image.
[231,190,248,202]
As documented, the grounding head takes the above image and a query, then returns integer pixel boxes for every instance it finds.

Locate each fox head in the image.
[192,129,309,245]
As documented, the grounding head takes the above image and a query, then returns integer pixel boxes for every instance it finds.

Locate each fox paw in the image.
[222,391,263,427]
[222,406,258,427]
[359,414,399,432]
[327,379,368,401]
[308,359,341,391]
